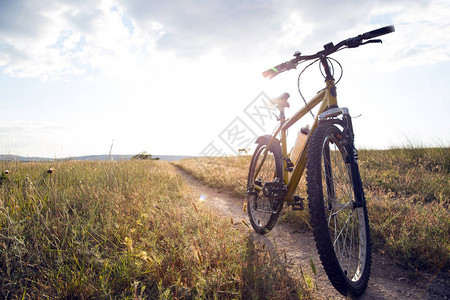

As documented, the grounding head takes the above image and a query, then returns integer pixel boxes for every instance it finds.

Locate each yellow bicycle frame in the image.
[253,77,338,202]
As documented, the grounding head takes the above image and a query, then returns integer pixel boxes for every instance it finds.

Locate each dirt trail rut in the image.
[176,168,449,300]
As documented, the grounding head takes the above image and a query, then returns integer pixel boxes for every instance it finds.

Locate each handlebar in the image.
[263,25,395,79]
[362,25,395,40]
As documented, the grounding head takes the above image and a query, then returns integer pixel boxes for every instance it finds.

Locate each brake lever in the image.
[361,39,382,45]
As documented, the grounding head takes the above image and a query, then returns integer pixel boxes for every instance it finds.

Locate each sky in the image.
[0,0,449,158]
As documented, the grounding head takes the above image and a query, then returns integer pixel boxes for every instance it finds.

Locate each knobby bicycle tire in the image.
[247,140,284,234]
[306,122,371,296]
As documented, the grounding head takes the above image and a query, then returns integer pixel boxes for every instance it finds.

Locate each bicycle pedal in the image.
[288,195,305,211]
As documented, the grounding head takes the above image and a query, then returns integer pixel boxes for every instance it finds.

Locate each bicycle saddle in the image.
[270,92,290,110]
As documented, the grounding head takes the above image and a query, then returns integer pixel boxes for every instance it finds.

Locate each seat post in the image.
[279,109,286,123]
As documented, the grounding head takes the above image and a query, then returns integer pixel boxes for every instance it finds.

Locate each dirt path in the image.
[176,167,449,300]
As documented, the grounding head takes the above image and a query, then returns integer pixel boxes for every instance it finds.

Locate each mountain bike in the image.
[246,25,395,296]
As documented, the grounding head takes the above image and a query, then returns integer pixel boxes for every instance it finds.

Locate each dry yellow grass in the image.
[0,160,305,299]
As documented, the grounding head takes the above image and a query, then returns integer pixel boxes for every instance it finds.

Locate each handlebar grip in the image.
[362,25,395,40]
[262,62,286,78]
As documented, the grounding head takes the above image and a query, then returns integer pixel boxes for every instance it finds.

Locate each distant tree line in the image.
[132,151,159,160]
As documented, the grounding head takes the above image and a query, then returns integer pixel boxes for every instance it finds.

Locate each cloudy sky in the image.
[1,0,449,158]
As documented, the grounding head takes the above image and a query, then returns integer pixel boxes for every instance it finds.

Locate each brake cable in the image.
[297,59,320,119]
[297,56,343,121]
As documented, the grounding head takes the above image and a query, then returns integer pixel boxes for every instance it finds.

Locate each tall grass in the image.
[359,147,449,271]
[359,147,449,204]
[176,147,449,272]
[0,160,302,299]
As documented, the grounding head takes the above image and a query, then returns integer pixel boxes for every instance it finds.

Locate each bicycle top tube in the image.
[262,25,395,79]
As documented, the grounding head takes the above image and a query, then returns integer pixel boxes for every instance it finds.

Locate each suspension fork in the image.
[341,115,366,208]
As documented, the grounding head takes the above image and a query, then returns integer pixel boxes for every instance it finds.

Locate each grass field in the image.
[175,147,450,273]
[0,160,308,299]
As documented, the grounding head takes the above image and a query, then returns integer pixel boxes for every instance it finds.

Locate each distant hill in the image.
[0,154,195,162]
[0,155,53,162]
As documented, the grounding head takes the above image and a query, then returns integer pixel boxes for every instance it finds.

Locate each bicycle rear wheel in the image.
[306,122,371,296]
[247,139,283,234]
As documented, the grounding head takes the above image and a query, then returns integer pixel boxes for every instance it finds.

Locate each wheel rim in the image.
[249,145,277,229]
[322,133,367,282]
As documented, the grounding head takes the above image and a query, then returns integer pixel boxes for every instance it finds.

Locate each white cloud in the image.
[392,0,450,65]
[0,0,448,80]
[0,0,137,79]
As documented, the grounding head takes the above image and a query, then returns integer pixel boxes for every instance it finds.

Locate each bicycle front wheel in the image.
[306,122,371,297]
